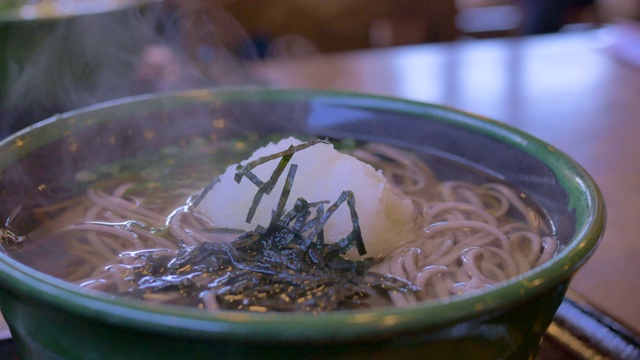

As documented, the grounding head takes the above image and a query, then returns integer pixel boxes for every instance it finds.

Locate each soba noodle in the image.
[350,143,558,305]
[5,138,559,311]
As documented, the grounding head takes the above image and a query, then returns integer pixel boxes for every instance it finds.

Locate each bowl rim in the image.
[0,87,606,342]
[0,0,159,23]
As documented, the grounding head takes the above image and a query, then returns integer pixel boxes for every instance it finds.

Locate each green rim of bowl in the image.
[0,87,606,342]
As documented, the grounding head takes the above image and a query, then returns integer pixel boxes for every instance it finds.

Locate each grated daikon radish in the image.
[195,137,418,259]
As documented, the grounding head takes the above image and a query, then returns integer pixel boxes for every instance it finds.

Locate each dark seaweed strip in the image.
[197,139,328,222]
[280,199,316,252]
[345,191,365,256]
[297,202,327,248]
[245,190,266,224]
[235,140,326,223]
[271,164,297,226]
[290,200,310,233]
[191,176,220,208]
[239,150,293,199]
[311,190,365,256]
[263,152,294,194]
[278,198,307,226]
[236,170,265,190]
[244,152,294,223]
[234,139,327,181]
[314,203,326,248]
[303,190,362,253]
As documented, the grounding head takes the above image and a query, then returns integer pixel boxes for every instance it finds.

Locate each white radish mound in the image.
[195,137,418,260]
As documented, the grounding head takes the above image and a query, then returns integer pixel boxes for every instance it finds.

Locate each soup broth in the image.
[1,136,559,312]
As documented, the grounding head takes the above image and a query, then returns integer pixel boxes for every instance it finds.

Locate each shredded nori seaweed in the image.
[127,139,417,312]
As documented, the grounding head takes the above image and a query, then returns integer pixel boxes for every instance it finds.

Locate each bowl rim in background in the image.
[0,0,160,23]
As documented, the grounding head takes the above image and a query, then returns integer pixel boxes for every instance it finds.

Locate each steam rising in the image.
[2,5,154,128]
[0,0,295,137]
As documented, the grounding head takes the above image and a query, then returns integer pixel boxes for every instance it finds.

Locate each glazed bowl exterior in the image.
[0,88,605,359]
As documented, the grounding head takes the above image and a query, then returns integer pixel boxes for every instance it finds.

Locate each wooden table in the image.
[253,29,640,337]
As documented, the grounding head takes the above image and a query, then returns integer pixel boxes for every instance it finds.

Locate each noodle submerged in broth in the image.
[2,136,560,312]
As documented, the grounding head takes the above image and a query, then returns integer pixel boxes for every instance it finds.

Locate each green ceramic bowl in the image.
[0,88,605,359]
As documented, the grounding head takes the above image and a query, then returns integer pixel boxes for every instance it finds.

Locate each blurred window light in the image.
[455,5,522,34]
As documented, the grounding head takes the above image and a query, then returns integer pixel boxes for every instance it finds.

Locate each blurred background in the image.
[0,0,639,136]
